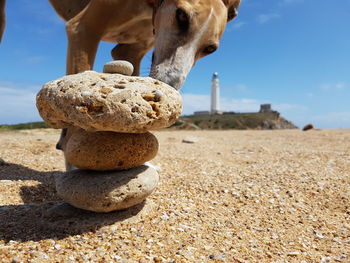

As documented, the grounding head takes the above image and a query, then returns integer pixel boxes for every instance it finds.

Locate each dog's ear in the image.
[147,0,157,6]
[0,0,6,43]
[222,0,241,21]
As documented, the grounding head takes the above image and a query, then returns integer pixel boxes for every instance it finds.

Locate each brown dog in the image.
[48,0,241,89]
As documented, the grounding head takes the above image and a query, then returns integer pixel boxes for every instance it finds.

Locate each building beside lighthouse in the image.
[211,72,220,114]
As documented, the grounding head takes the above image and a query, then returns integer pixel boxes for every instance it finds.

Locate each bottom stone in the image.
[55,165,159,212]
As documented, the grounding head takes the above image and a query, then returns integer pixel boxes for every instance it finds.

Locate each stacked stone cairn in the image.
[36,61,182,212]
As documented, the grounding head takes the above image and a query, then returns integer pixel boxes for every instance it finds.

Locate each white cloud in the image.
[232,21,246,30]
[0,81,42,124]
[274,103,308,112]
[313,112,350,129]
[182,93,260,115]
[226,20,247,32]
[182,93,308,116]
[277,0,305,7]
[221,97,261,112]
[257,13,281,24]
[233,84,249,92]
[275,109,350,129]
[20,56,47,65]
[222,84,249,93]
[320,82,346,91]
[181,94,211,115]
[282,0,304,4]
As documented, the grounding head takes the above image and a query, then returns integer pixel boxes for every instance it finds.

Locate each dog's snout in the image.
[56,128,68,151]
[167,79,182,90]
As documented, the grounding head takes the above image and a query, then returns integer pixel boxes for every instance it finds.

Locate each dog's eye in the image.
[176,8,189,32]
[203,45,218,55]
[227,7,238,21]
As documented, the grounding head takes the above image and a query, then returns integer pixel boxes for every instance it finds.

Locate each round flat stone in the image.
[55,165,159,212]
[103,60,134,76]
[64,129,158,171]
[36,71,182,133]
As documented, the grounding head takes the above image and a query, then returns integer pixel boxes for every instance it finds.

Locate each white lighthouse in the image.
[211,72,220,114]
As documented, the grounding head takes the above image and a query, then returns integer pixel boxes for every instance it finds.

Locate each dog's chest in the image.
[102,19,153,43]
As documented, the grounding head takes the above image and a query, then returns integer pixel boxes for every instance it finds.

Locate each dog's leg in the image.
[66,20,101,75]
[65,159,78,172]
[56,128,72,171]
[56,127,80,171]
[65,0,116,75]
[111,40,154,76]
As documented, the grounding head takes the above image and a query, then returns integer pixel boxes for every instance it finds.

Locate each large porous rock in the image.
[55,165,159,212]
[36,71,182,133]
[64,129,158,171]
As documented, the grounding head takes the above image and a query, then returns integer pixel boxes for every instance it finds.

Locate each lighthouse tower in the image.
[211,72,220,114]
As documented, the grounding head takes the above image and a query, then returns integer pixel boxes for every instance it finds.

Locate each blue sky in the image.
[0,0,349,128]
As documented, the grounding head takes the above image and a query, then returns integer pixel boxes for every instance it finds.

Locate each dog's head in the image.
[150,0,241,90]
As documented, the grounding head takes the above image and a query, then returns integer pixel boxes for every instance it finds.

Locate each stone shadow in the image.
[0,160,59,203]
[0,160,147,242]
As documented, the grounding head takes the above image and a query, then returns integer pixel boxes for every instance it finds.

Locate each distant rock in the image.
[303,124,314,131]
[182,137,199,144]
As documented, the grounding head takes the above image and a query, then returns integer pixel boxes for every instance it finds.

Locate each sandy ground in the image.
[0,129,349,263]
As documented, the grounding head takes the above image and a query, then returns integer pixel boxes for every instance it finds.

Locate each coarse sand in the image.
[0,129,349,262]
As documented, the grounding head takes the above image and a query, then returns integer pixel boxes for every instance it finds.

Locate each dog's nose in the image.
[56,142,62,150]
[167,79,182,90]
